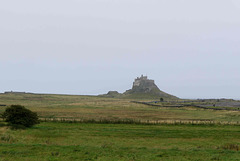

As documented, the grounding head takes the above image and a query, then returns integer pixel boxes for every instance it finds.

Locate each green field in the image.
[0,93,240,160]
[0,122,240,161]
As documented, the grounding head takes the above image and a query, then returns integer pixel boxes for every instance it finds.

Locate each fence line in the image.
[1,117,239,125]
[39,117,240,125]
[131,101,240,111]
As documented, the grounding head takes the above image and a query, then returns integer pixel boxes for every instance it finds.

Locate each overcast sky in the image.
[1,0,240,99]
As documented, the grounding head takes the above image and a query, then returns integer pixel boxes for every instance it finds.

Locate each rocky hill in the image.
[123,75,178,99]
[101,75,178,100]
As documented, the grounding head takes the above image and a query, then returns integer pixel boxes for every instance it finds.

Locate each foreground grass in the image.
[0,122,240,161]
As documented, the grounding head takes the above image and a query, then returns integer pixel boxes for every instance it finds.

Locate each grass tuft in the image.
[220,144,239,151]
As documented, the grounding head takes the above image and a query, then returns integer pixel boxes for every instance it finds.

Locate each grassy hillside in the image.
[0,93,240,123]
[121,92,178,100]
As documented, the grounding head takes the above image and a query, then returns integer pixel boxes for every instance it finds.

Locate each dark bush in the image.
[160,98,164,102]
[2,105,39,128]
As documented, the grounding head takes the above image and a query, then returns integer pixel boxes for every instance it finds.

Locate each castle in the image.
[102,75,178,99]
[133,75,154,87]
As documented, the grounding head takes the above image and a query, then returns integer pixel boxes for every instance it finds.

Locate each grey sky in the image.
[1,0,240,99]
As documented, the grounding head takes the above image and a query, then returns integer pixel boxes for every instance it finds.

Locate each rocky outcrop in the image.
[123,75,178,99]
[100,75,178,100]
[99,91,122,98]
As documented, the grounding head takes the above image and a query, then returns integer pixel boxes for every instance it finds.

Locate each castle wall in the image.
[133,76,155,87]
[133,80,141,86]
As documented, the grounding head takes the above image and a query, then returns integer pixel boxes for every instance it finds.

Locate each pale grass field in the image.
[0,93,240,122]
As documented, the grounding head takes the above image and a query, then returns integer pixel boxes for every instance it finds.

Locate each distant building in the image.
[133,75,154,87]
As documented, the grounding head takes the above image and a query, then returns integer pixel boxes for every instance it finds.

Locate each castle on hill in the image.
[101,75,178,99]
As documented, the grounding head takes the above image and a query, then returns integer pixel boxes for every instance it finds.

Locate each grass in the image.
[0,93,240,123]
[0,93,240,160]
[0,122,240,160]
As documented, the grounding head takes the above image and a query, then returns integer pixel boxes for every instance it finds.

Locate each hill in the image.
[123,75,178,99]
[102,75,178,100]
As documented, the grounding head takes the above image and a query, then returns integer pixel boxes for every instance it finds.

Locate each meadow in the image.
[0,93,240,123]
[0,93,240,160]
[0,122,240,161]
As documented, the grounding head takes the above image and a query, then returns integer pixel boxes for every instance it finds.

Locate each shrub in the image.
[2,105,39,128]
